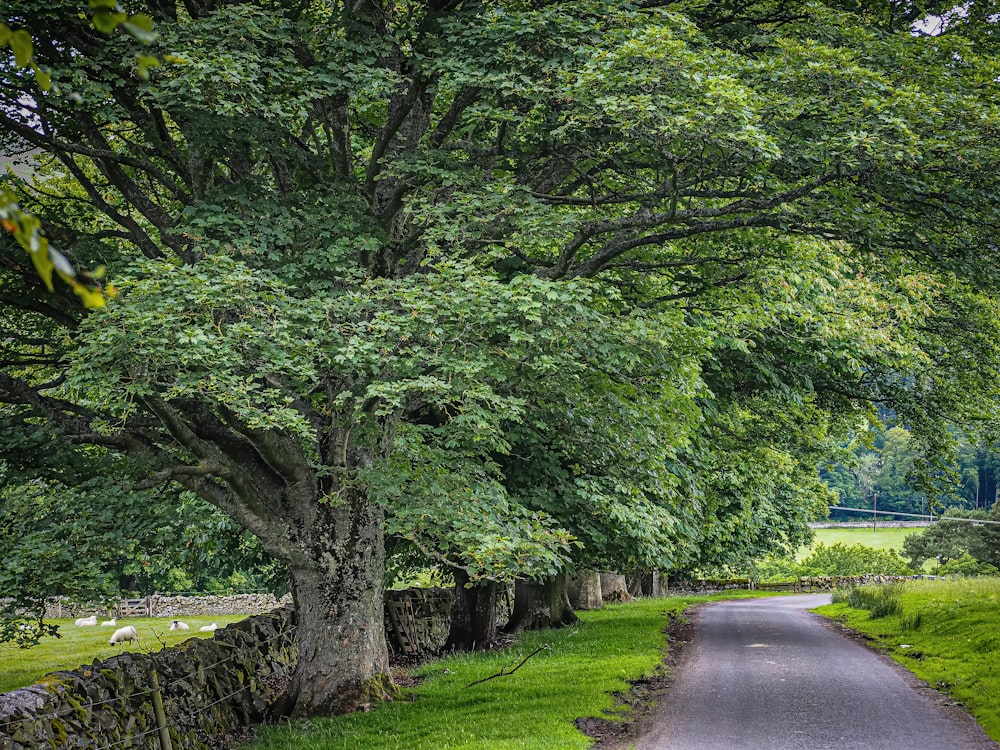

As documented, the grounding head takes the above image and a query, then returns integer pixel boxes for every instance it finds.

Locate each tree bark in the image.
[599,572,630,602]
[269,492,394,717]
[503,574,579,633]
[626,571,644,598]
[444,569,498,652]
[567,570,603,610]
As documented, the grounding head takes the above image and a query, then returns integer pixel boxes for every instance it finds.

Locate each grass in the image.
[798,526,920,560]
[244,591,781,750]
[0,615,247,694]
[815,577,1000,741]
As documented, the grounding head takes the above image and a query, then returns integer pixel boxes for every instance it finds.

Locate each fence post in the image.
[149,668,174,750]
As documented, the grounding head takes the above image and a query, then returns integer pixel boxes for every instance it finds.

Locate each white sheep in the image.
[198,622,218,633]
[109,625,139,646]
[169,620,190,631]
[100,618,117,627]
[74,616,97,627]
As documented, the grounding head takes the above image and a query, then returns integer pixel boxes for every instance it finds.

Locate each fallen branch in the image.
[466,644,552,688]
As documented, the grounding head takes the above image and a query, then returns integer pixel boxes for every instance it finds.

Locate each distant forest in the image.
[822,421,999,521]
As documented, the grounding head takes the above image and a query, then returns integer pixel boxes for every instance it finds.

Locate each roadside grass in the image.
[799,526,919,559]
[245,591,781,750]
[0,615,247,694]
[815,577,1000,741]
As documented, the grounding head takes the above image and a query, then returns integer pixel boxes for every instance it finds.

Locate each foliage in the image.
[936,553,1000,578]
[802,543,912,577]
[902,505,1000,569]
[823,424,1000,519]
[753,542,911,582]
[817,578,1000,741]
[0,478,286,643]
[4,0,1000,713]
[0,2,157,307]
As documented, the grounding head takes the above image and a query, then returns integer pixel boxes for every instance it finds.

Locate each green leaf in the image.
[136,55,160,80]
[30,63,51,92]
[92,10,127,34]
[123,17,158,44]
[9,29,32,68]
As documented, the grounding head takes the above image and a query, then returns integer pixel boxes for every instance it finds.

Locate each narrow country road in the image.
[634,594,998,750]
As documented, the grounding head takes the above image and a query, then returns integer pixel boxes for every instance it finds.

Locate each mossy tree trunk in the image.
[444,569,499,652]
[503,574,578,633]
[258,489,394,717]
[567,570,603,610]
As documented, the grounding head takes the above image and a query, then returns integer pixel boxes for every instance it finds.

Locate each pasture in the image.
[799,525,922,559]
[0,615,247,694]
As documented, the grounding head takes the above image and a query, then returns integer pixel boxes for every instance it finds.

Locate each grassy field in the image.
[0,615,247,694]
[815,578,1000,742]
[797,526,922,560]
[245,592,779,750]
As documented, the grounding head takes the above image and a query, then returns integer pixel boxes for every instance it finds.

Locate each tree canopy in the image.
[3,0,1000,716]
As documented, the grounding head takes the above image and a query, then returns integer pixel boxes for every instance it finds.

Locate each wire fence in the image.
[95,662,298,750]
[0,622,298,749]
[831,506,1000,526]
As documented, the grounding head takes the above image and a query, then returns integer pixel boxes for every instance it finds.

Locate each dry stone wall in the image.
[0,607,297,750]
[40,594,293,620]
[0,585,512,748]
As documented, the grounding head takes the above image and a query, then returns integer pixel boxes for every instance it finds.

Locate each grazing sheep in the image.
[169,620,190,631]
[199,622,218,632]
[109,625,139,646]
[100,618,117,627]
[74,616,97,627]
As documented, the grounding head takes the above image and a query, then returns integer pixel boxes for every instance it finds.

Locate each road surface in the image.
[634,594,998,750]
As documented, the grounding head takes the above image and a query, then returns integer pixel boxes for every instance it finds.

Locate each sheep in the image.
[109,625,139,646]
[100,618,117,627]
[169,620,190,631]
[198,622,218,633]
[74,616,97,627]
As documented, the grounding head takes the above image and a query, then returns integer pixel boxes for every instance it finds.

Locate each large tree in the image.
[3,0,1000,716]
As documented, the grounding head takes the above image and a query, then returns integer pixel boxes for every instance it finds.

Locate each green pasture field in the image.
[798,525,922,559]
[0,615,247,694]
[816,577,1000,741]
[245,591,780,750]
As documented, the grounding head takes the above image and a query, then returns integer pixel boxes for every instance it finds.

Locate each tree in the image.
[0,479,285,642]
[4,0,1000,717]
[903,504,1000,569]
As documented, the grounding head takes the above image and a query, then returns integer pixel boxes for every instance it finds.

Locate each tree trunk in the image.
[599,572,630,602]
[626,571,644,598]
[444,569,498,652]
[270,492,394,717]
[503,574,579,633]
[567,570,603,610]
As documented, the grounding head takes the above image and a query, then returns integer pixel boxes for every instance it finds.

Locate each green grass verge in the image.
[799,526,920,560]
[0,615,247,694]
[245,591,780,750]
[815,577,1000,741]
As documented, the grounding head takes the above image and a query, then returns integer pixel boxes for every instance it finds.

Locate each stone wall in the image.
[144,594,293,618]
[665,574,921,595]
[0,585,511,748]
[40,594,293,620]
[383,585,513,655]
[0,607,297,750]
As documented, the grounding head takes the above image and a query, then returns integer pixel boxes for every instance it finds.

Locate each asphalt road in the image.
[634,594,999,750]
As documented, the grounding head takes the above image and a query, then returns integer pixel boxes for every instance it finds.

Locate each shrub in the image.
[937,553,1000,578]
[799,543,912,577]
[844,584,903,619]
